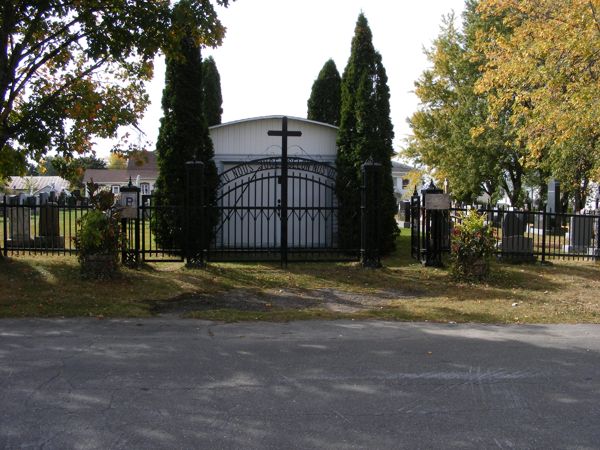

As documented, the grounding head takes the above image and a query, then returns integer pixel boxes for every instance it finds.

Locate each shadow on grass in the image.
[0,256,186,317]
[539,261,600,283]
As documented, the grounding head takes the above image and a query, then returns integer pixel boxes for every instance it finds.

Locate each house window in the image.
[402,179,410,189]
[140,183,150,195]
[111,185,120,194]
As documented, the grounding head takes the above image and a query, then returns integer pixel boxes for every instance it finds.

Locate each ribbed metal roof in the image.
[209,115,339,131]
[7,176,70,193]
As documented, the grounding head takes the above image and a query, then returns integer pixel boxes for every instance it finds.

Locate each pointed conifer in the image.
[336,13,398,254]
[202,56,223,126]
[307,59,341,126]
[153,27,218,250]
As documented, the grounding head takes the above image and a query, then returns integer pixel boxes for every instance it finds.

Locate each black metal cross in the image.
[267,116,302,268]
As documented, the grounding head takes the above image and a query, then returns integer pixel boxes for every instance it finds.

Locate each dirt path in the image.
[151,287,421,316]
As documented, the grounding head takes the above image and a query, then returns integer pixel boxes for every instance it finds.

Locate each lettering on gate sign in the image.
[120,192,139,219]
[424,193,451,210]
[219,157,336,188]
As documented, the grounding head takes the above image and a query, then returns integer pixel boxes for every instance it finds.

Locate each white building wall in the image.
[209,116,338,164]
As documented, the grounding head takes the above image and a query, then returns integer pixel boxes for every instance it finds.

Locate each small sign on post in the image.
[119,189,139,219]
[424,193,450,210]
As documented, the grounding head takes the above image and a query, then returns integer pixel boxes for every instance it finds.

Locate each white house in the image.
[391,160,415,202]
[83,151,158,196]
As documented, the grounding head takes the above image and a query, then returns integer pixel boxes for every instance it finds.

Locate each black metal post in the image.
[421,181,444,267]
[281,117,289,268]
[119,181,141,268]
[361,159,382,268]
[120,216,128,265]
[596,212,600,262]
[410,187,420,260]
[185,161,206,267]
[2,196,6,257]
[267,116,302,268]
[134,188,140,266]
[541,209,547,264]
[141,197,146,262]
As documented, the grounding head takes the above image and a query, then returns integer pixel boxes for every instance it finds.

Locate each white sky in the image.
[108,0,466,158]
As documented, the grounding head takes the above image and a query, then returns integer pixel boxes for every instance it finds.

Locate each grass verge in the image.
[1,234,599,323]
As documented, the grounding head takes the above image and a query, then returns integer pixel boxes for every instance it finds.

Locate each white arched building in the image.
[207,116,341,256]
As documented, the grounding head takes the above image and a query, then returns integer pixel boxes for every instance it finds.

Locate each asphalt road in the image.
[1,319,599,449]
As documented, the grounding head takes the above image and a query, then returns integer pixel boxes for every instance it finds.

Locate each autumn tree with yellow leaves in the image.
[407,2,527,205]
[408,0,599,208]
[476,0,600,209]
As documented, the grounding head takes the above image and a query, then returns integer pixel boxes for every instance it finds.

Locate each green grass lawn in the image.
[1,234,599,323]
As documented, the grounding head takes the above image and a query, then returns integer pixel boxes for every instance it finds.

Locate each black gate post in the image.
[361,158,382,268]
[119,180,141,268]
[421,181,445,267]
[596,212,600,262]
[281,120,289,269]
[185,160,206,268]
[2,195,7,257]
[541,208,547,264]
[410,187,420,260]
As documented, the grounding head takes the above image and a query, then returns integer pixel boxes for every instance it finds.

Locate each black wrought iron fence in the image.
[1,195,90,257]
[450,207,600,263]
[136,195,184,263]
[0,194,184,262]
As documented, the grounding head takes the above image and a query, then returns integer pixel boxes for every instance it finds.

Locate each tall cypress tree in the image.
[336,13,398,254]
[201,56,223,126]
[153,21,218,250]
[307,59,341,126]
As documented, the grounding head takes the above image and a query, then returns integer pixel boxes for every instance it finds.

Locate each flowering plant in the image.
[450,210,496,280]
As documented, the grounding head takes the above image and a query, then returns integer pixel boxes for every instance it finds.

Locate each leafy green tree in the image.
[0,0,230,179]
[406,2,528,206]
[76,156,108,171]
[336,13,398,254]
[476,0,600,209]
[307,59,341,126]
[153,5,218,251]
[201,56,223,126]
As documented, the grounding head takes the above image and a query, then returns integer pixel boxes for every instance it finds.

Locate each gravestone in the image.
[502,211,526,236]
[67,195,77,207]
[34,201,65,249]
[501,211,534,261]
[6,196,33,248]
[546,179,563,232]
[546,179,561,214]
[565,215,594,253]
[397,201,411,229]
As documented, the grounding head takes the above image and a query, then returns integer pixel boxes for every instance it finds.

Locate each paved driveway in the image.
[1,319,599,449]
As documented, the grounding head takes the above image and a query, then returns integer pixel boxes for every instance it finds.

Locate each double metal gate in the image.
[207,156,353,263]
